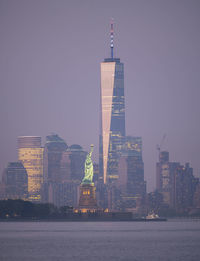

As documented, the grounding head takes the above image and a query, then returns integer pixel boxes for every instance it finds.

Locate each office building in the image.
[18,136,44,201]
[118,137,145,195]
[116,136,146,212]
[67,144,87,182]
[44,134,68,184]
[43,134,68,205]
[174,163,199,212]
[1,162,28,200]
[47,181,79,208]
[156,151,179,207]
[99,21,125,184]
[193,183,200,209]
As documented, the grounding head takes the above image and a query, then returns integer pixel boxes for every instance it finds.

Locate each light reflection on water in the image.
[0,220,200,261]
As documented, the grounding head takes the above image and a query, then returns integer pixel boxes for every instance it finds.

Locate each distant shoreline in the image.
[0,217,168,222]
[0,217,200,223]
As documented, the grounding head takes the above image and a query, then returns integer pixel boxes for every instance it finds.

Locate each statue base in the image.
[78,183,98,212]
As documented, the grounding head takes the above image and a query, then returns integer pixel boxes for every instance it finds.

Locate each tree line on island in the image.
[0,199,73,219]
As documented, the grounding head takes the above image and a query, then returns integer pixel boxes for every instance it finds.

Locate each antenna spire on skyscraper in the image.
[110,18,114,59]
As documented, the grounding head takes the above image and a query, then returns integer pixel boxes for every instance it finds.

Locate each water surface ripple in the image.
[0,220,200,261]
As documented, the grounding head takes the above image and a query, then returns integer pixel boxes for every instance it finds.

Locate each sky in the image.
[0,0,200,192]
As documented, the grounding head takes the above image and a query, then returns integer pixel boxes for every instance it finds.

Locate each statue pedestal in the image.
[78,183,98,212]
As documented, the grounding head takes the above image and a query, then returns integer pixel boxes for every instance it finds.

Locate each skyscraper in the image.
[99,21,125,184]
[43,134,68,206]
[116,136,146,212]
[18,136,44,201]
[118,136,146,197]
[44,134,68,184]
[67,144,87,182]
[156,151,179,207]
[174,163,198,212]
[1,162,28,200]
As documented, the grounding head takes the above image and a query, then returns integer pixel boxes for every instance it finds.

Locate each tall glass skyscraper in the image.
[99,22,125,184]
[18,136,44,201]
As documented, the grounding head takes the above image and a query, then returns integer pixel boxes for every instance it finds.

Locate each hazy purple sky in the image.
[1,0,200,191]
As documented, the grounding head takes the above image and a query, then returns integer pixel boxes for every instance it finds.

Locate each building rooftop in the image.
[104,58,120,63]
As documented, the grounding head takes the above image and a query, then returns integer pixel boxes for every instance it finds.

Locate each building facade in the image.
[43,134,68,184]
[174,163,198,213]
[156,151,179,207]
[18,136,44,202]
[1,162,28,200]
[67,144,87,182]
[116,136,146,213]
[43,134,68,205]
[46,181,79,208]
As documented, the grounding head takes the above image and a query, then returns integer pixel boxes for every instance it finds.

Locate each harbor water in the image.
[0,220,200,261]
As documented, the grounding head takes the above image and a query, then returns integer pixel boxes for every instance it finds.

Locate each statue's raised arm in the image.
[82,144,94,184]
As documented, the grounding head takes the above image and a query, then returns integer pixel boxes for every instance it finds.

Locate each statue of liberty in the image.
[82,144,94,184]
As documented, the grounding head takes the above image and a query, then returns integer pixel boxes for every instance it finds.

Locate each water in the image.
[0,220,200,261]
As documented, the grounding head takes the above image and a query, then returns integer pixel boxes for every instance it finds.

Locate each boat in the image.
[145,212,167,221]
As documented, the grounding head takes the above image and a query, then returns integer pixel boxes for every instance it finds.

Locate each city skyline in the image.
[1,0,200,192]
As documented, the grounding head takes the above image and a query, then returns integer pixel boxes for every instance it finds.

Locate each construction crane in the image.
[156,134,166,154]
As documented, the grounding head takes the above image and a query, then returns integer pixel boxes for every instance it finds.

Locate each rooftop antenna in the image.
[110,18,114,59]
